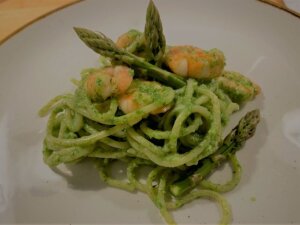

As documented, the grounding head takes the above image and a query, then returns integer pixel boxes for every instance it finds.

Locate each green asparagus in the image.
[144,0,166,65]
[73,27,185,88]
[170,109,260,196]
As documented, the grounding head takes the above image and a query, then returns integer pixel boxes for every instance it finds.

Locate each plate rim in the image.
[1,0,300,46]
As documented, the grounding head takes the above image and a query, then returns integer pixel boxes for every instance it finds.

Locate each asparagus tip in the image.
[73,26,83,35]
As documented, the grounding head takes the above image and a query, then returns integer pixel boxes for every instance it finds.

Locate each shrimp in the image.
[84,65,134,101]
[216,71,261,103]
[116,29,144,53]
[164,45,225,79]
[118,80,172,115]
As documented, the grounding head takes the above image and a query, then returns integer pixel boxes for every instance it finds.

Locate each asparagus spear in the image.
[144,0,166,65]
[170,109,260,197]
[73,27,185,88]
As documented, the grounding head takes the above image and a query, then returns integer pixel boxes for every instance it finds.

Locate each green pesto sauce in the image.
[80,68,97,79]
[216,71,257,104]
[127,29,143,38]
[224,71,255,89]
[131,80,174,106]
[96,77,103,86]
[220,84,252,103]
[74,87,91,108]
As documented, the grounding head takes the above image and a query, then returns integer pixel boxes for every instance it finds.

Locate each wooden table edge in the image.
[0,0,82,45]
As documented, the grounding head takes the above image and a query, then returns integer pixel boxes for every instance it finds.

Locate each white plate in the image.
[1,0,300,224]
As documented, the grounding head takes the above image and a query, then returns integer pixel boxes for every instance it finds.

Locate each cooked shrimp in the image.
[118,80,172,115]
[116,29,144,53]
[118,94,140,114]
[216,71,261,103]
[84,65,134,101]
[164,45,225,79]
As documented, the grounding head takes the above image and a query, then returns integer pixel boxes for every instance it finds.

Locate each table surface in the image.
[0,0,80,44]
[0,0,298,45]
